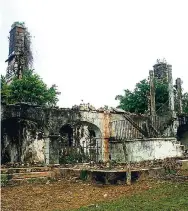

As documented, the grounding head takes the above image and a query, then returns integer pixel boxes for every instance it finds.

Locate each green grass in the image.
[72,182,188,211]
[1,174,9,186]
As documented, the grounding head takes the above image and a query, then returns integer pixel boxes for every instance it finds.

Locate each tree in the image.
[115,78,188,114]
[1,69,60,106]
[1,75,12,104]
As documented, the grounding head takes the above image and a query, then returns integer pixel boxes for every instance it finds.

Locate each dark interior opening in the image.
[92,172,127,185]
[1,118,20,164]
[60,124,73,146]
[177,124,188,140]
[92,172,106,184]
[108,172,127,184]
[89,129,96,138]
[2,118,20,139]
[131,171,140,182]
[88,129,97,147]
[1,150,11,164]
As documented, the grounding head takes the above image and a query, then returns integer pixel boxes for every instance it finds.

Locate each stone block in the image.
[177,160,188,170]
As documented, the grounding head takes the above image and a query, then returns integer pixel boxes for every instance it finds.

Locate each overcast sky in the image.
[0,0,188,108]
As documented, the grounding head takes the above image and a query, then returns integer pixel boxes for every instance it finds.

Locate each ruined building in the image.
[5,22,33,84]
[1,23,188,165]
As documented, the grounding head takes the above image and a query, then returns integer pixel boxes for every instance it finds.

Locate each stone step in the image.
[1,171,52,180]
[1,167,50,174]
[11,171,52,179]
[7,177,49,186]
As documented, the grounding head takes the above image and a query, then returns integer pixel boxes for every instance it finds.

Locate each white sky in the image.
[0,0,188,108]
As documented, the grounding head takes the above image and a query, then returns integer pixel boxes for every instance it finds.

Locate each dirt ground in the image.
[1,180,154,211]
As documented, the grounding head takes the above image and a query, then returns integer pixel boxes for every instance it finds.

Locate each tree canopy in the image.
[1,70,60,106]
[115,78,188,114]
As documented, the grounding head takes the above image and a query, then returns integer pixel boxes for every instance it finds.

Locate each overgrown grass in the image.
[71,181,188,211]
[1,174,9,186]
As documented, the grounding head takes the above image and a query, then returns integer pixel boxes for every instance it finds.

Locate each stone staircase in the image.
[1,167,53,186]
[122,100,175,139]
[123,113,149,137]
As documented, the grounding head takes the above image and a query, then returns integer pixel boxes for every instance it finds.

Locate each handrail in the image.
[123,113,149,137]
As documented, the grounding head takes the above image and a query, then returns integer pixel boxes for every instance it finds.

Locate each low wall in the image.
[110,137,183,162]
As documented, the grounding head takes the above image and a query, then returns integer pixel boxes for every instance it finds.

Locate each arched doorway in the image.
[51,121,102,164]
[60,124,73,147]
[74,121,102,162]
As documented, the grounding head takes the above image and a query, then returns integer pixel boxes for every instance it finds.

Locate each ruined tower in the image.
[153,58,168,81]
[149,59,175,116]
[5,22,32,84]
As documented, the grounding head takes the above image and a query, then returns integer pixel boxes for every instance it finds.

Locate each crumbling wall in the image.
[1,119,45,164]
[21,130,45,164]
[1,103,186,165]
[110,137,183,162]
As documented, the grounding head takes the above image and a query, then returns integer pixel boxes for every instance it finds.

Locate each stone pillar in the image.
[44,129,50,165]
[149,70,156,116]
[103,138,109,162]
[126,163,131,185]
[103,112,110,162]
[167,65,175,117]
[176,78,183,114]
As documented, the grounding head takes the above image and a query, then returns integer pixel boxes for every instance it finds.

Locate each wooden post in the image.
[176,78,183,114]
[149,70,156,116]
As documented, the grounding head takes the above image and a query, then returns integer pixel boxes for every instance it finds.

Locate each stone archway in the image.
[74,121,103,162]
[49,121,103,164]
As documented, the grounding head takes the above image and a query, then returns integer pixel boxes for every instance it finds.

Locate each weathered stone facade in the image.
[1,103,187,165]
[110,137,183,162]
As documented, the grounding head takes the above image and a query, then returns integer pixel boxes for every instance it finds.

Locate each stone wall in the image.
[1,104,187,164]
[110,137,183,162]
[1,119,45,164]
